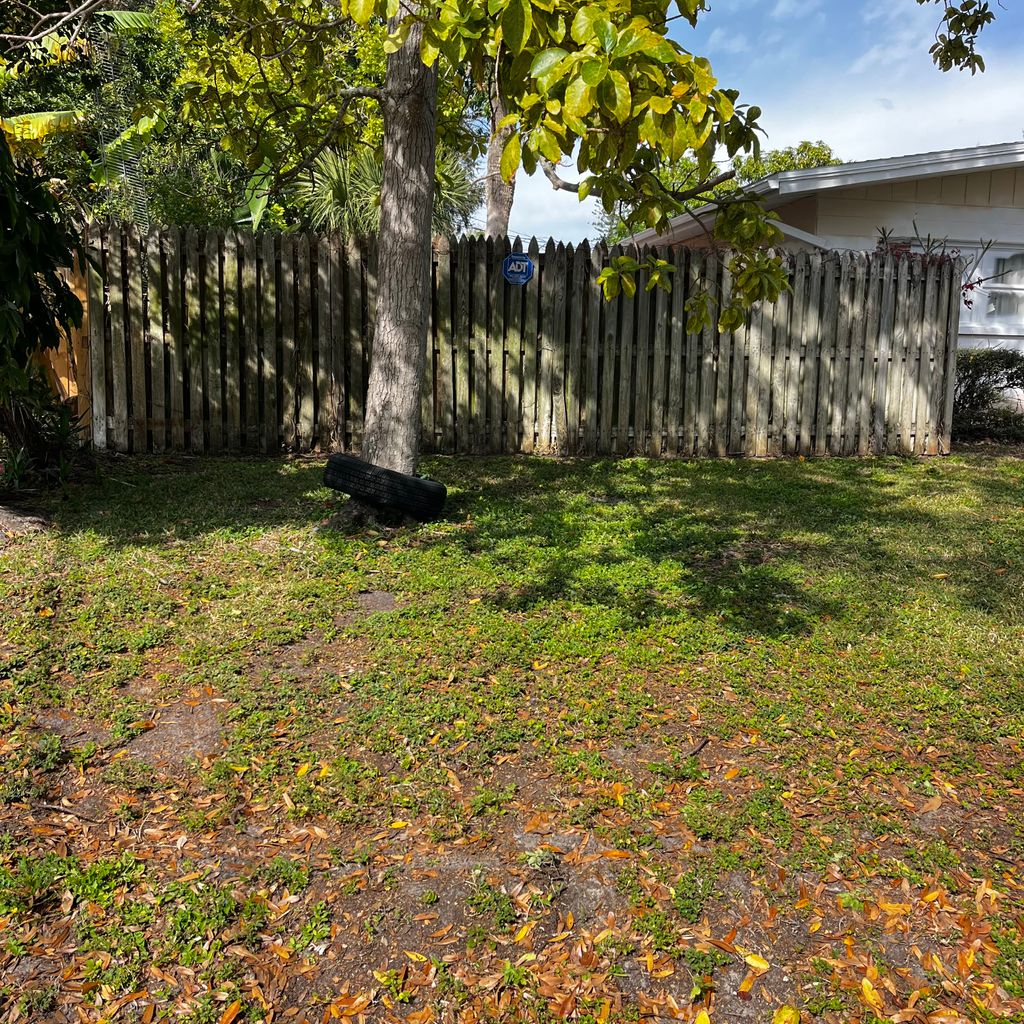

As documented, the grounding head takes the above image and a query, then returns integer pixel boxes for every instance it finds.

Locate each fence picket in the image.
[505,239,524,453]
[916,260,940,455]
[938,261,961,454]
[260,233,278,454]
[329,236,344,449]
[872,254,896,454]
[650,271,670,458]
[521,238,541,453]
[583,242,601,454]
[816,256,839,455]
[223,232,241,450]
[566,241,587,453]
[858,254,883,456]
[107,227,128,451]
[435,246,454,452]
[488,237,506,453]
[316,235,332,448]
[682,251,702,458]
[634,260,651,456]
[125,227,147,453]
[928,262,952,456]
[87,226,107,451]
[455,236,471,453]
[798,252,822,455]
[666,248,686,456]
[471,237,489,452]
[183,228,202,453]
[205,231,224,451]
[295,234,314,449]
[900,258,924,453]
[599,246,619,454]
[712,262,733,458]
[784,255,805,456]
[242,232,259,450]
[538,240,557,451]
[887,257,911,453]
[147,229,166,453]
[347,239,365,450]
[843,253,867,455]
[616,251,636,455]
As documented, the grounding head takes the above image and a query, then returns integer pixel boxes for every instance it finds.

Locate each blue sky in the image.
[508,0,1024,241]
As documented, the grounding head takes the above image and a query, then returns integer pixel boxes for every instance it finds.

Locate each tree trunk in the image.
[485,79,515,239]
[360,19,438,476]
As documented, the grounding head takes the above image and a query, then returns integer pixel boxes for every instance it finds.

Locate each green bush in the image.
[952,347,1024,443]
[0,133,83,488]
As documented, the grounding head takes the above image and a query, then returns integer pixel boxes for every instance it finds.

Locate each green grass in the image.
[1,453,1022,1023]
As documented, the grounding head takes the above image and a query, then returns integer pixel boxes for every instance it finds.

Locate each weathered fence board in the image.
[73,225,963,459]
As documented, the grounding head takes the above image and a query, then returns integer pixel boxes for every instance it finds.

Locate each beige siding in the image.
[809,168,1024,249]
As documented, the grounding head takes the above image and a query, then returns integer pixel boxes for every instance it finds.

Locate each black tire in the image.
[323,453,447,520]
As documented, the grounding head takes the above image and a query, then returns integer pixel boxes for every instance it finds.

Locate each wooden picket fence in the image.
[63,223,962,458]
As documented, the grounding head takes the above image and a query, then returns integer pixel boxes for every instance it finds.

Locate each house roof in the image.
[629,140,1024,247]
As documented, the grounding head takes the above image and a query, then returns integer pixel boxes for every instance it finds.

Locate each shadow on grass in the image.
[48,452,1024,637]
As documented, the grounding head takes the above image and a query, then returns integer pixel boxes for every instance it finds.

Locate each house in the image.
[630,141,1024,358]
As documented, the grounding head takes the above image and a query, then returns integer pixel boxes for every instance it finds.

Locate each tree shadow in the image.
[44,452,1023,636]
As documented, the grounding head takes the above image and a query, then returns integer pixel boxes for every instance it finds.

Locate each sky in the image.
[505,0,1024,242]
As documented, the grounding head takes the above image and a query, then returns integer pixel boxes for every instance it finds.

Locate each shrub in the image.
[952,347,1024,443]
[0,133,83,488]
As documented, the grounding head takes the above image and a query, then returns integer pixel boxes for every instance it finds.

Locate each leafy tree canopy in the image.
[594,140,841,245]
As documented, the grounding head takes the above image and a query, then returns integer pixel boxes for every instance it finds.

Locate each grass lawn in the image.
[1,453,1023,1024]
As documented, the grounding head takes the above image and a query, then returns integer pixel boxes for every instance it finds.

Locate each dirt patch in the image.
[269,632,371,682]
[0,503,48,545]
[334,589,400,627]
[33,708,110,747]
[356,590,398,613]
[127,697,224,769]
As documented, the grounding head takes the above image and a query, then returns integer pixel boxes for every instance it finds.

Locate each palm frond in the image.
[1,110,83,143]
[294,147,483,239]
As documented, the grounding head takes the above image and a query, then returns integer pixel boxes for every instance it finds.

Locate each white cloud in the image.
[757,45,1024,161]
[707,27,751,55]
[772,0,820,18]
[850,1,935,74]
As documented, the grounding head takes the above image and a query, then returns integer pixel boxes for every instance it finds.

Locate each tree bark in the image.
[485,78,515,239]
[360,17,438,476]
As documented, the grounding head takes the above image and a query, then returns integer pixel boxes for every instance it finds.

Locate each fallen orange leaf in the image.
[219,1000,242,1024]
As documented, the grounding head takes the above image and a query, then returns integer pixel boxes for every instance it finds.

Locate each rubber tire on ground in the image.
[323,454,447,520]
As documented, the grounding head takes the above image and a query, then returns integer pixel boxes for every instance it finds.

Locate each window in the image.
[961,246,1024,338]
[984,252,1024,324]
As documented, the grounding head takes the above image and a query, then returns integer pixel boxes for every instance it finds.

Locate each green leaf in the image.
[594,18,616,53]
[383,21,411,54]
[648,94,672,115]
[500,133,521,183]
[502,0,533,56]
[420,27,442,65]
[570,6,598,44]
[564,77,593,118]
[350,0,376,26]
[530,47,568,78]
[532,124,561,163]
[96,10,155,31]
[1,109,82,142]
[608,70,631,123]
[580,58,606,87]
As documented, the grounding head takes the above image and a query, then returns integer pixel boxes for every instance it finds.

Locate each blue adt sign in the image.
[502,253,534,286]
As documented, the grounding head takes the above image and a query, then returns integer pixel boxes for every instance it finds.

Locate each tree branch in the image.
[541,159,737,205]
[0,0,112,46]
[272,88,381,188]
